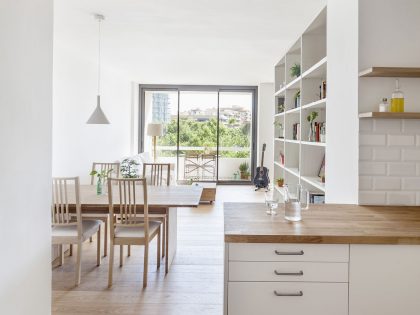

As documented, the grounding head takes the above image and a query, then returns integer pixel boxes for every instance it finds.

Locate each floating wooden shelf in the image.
[359,67,420,78]
[359,112,420,119]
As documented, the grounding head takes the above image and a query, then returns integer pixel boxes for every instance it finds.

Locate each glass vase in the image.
[308,123,315,142]
[96,177,103,195]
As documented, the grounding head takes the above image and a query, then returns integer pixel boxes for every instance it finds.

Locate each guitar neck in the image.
[260,151,265,168]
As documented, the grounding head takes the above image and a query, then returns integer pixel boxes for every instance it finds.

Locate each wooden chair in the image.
[124,163,170,262]
[51,177,101,286]
[107,178,161,288]
[86,162,121,257]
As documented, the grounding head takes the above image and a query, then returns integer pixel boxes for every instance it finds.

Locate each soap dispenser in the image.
[390,79,404,113]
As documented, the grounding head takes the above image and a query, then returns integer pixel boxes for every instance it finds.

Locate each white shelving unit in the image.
[273,7,327,200]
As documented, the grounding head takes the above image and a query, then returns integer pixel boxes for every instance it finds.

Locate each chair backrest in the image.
[91,162,121,185]
[51,177,81,233]
[107,178,149,239]
[142,163,171,186]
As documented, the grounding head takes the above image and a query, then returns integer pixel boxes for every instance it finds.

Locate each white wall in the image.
[257,83,275,178]
[0,0,53,314]
[326,0,359,203]
[53,10,133,183]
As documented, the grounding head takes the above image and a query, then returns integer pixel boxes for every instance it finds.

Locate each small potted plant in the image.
[239,162,250,180]
[276,178,284,187]
[294,90,301,108]
[120,158,140,178]
[290,63,301,78]
[306,111,319,142]
[90,169,113,195]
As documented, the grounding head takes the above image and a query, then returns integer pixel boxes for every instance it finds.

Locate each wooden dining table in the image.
[68,184,203,273]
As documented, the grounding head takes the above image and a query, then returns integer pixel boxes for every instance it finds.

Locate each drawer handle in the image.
[274,250,304,256]
[274,290,303,297]
[274,270,304,276]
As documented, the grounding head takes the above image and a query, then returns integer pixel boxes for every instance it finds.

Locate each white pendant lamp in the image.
[87,14,110,124]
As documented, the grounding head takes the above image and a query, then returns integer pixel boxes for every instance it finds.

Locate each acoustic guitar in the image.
[253,143,270,189]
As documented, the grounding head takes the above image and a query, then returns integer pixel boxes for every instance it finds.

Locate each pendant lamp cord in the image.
[97,17,101,96]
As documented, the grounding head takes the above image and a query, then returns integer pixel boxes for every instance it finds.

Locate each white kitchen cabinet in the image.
[349,245,420,315]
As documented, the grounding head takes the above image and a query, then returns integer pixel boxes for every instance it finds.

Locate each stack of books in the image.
[313,122,325,142]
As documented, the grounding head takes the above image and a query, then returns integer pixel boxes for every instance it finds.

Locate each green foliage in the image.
[90,169,112,179]
[239,161,249,172]
[306,111,319,123]
[120,158,140,178]
[290,63,301,78]
[158,118,250,158]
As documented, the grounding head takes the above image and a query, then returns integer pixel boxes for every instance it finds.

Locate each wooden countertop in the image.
[224,202,420,244]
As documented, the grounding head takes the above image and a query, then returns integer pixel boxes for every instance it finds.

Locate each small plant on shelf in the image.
[276,178,284,187]
[290,63,301,78]
[238,162,250,180]
[294,90,301,108]
[274,120,284,138]
[306,111,319,142]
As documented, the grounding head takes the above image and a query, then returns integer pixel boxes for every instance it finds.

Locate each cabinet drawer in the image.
[229,243,349,262]
[228,282,348,315]
[229,261,348,282]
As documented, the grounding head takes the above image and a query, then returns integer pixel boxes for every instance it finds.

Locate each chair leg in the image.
[162,218,166,258]
[58,245,64,266]
[96,229,101,266]
[120,245,123,267]
[75,242,82,286]
[143,243,149,288]
[104,218,108,257]
[157,230,161,269]
[128,245,131,257]
[108,242,114,288]
[69,244,73,256]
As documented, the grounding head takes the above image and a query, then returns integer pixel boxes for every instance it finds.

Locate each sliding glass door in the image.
[139,85,257,183]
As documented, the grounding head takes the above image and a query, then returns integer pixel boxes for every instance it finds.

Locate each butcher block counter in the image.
[223,202,420,315]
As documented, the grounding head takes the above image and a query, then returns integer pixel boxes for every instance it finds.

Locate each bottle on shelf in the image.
[379,98,389,112]
[390,79,404,113]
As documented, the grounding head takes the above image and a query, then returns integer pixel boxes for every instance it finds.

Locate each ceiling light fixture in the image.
[87,14,110,124]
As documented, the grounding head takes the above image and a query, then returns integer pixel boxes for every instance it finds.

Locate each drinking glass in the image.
[284,184,309,221]
[265,187,279,215]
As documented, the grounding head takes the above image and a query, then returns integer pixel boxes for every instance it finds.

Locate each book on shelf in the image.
[313,122,326,143]
[309,191,325,204]
[292,123,300,140]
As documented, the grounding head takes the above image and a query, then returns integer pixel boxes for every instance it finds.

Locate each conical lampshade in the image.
[86,95,110,124]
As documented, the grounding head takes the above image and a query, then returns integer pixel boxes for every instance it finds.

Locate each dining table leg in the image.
[165,207,178,274]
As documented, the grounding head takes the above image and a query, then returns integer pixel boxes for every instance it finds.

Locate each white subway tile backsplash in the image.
[359,118,420,205]
[388,163,416,176]
[359,147,373,160]
[374,119,401,133]
[373,147,400,161]
[373,177,401,190]
[359,119,373,132]
[387,192,416,206]
[403,120,420,133]
[403,178,420,190]
[359,176,372,190]
[402,149,420,161]
[360,162,387,175]
[359,191,386,205]
[360,134,386,146]
[387,135,415,146]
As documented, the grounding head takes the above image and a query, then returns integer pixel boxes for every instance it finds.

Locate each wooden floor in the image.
[52,185,264,315]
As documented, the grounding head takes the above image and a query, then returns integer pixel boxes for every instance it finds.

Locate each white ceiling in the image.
[54,0,326,85]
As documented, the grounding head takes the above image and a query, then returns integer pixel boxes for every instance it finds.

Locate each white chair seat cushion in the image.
[52,220,101,240]
[115,221,161,239]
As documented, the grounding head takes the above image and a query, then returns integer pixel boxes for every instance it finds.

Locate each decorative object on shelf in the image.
[320,123,326,143]
[321,175,325,183]
[390,79,404,112]
[284,184,309,222]
[239,161,250,180]
[90,168,113,195]
[147,123,164,162]
[292,123,301,140]
[276,178,284,187]
[307,111,319,142]
[120,158,140,178]
[294,90,301,108]
[290,63,301,78]
[379,98,389,112]
[87,14,110,125]
[277,97,285,113]
[318,155,325,179]
[280,153,285,165]
[274,120,284,138]
[309,191,325,204]
[319,80,327,99]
